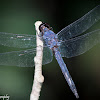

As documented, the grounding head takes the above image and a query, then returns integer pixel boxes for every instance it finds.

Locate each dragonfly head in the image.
[39,22,53,33]
[35,21,53,37]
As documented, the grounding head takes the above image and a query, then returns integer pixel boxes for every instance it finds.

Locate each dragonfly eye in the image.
[39,22,53,32]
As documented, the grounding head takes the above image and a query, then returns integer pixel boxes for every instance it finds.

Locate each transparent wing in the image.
[57,5,100,41]
[0,47,53,67]
[0,32,36,48]
[59,29,100,58]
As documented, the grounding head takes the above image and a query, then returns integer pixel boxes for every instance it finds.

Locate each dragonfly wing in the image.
[57,5,100,41]
[59,29,100,58]
[0,47,53,67]
[0,32,36,48]
[42,46,53,65]
[0,49,36,67]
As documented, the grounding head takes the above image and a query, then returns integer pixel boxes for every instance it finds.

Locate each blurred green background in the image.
[0,0,100,100]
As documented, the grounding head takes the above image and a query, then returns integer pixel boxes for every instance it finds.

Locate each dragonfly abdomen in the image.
[53,47,79,98]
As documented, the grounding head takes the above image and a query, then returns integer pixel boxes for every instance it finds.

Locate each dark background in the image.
[0,0,100,100]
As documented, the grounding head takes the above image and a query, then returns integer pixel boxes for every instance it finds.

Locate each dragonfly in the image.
[0,5,100,98]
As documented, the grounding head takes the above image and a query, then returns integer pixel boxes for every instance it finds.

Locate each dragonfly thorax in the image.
[42,28,59,49]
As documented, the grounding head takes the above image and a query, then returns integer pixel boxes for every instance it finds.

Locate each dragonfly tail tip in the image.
[75,91,79,99]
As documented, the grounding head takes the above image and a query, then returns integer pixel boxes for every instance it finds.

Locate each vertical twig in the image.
[30,21,44,100]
